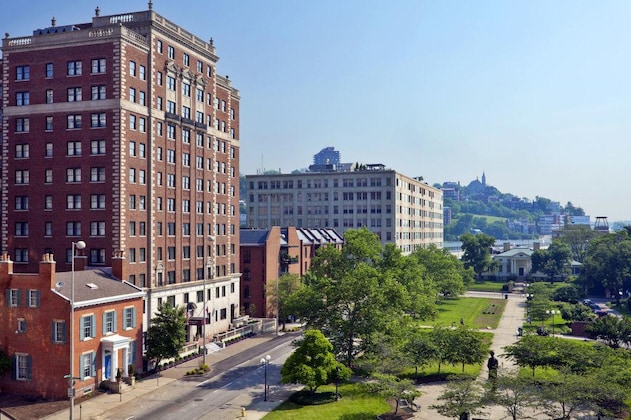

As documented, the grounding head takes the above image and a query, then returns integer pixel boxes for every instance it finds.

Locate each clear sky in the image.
[2,1,630,221]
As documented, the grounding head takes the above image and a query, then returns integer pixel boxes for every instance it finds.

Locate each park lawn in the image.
[467,281,506,293]
[428,297,506,329]
[263,382,389,420]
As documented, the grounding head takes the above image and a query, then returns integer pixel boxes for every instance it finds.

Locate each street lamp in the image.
[69,240,86,420]
[546,309,560,337]
[260,355,271,401]
[202,235,215,365]
[526,294,533,323]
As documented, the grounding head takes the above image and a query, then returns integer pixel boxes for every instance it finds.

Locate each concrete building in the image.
[1,5,240,348]
[245,164,443,253]
[0,252,144,399]
[239,227,343,318]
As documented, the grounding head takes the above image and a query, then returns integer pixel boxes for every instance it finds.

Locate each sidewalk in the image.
[43,332,292,420]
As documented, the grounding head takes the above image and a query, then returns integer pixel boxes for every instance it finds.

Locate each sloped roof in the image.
[239,229,270,245]
[54,268,144,308]
[494,247,534,258]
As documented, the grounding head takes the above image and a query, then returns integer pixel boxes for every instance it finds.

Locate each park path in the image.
[412,293,526,419]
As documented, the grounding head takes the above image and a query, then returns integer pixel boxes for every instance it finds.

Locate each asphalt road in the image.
[103,332,300,420]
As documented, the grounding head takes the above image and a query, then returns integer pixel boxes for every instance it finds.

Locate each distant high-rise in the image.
[313,147,340,166]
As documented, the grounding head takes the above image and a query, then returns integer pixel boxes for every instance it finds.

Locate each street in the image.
[102,332,299,420]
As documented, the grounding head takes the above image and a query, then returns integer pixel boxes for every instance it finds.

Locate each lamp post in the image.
[526,293,533,322]
[335,366,340,401]
[546,309,560,337]
[202,235,215,365]
[69,240,86,420]
[260,355,271,401]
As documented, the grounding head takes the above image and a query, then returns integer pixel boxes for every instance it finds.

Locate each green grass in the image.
[467,281,507,293]
[263,382,389,420]
[428,297,506,329]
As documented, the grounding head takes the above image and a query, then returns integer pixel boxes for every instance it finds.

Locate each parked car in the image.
[583,298,593,305]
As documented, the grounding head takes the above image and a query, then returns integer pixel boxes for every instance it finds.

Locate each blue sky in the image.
[2,1,630,221]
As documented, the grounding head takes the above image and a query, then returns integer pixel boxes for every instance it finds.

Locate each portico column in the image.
[122,346,129,378]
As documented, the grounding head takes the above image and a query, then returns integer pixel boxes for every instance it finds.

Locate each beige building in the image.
[245,164,443,253]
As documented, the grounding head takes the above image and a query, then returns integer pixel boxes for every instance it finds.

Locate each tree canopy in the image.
[530,240,572,282]
[460,233,496,280]
[145,303,188,370]
[580,230,631,296]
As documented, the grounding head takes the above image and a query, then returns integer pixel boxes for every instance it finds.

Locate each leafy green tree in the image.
[538,372,594,420]
[412,245,472,298]
[486,374,539,420]
[281,330,350,395]
[585,315,631,349]
[557,224,597,262]
[580,230,631,297]
[460,233,496,281]
[431,376,487,420]
[404,329,439,379]
[265,273,303,330]
[295,228,406,366]
[560,303,595,322]
[450,327,489,373]
[145,303,187,371]
[367,373,421,415]
[503,335,560,377]
[531,240,572,282]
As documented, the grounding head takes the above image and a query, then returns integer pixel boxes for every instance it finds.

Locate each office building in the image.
[246,164,443,253]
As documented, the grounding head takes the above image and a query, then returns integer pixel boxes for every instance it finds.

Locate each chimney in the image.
[533,242,541,251]
[0,252,14,281]
[111,250,126,281]
[39,253,56,288]
[503,242,511,252]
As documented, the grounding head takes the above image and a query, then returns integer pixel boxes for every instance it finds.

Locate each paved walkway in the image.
[42,297,528,420]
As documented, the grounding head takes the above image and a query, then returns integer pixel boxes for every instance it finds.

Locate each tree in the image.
[450,327,489,373]
[460,233,496,281]
[295,228,407,366]
[281,330,350,395]
[585,315,631,349]
[367,373,421,415]
[503,335,560,377]
[580,230,631,297]
[557,225,597,262]
[412,245,472,298]
[145,303,187,370]
[265,273,303,330]
[486,374,540,420]
[531,240,572,282]
[538,372,595,420]
[431,376,487,420]
[404,329,439,379]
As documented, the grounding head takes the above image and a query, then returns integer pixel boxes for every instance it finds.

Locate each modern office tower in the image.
[246,164,443,254]
[1,4,241,340]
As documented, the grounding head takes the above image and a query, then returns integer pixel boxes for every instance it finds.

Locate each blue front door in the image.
[104,354,111,380]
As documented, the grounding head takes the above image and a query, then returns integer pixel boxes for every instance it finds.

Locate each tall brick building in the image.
[1,4,241,344]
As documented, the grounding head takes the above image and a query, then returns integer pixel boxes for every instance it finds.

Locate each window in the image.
[139,91,146,106]
[66,168,81,182]
[129,195,136,209]
[183,82,191,97]
[46,89,54,103]
[52,320,66,344]
[182,106,191,119]
[139,118,146,132]
[92,85,106,100]
[91,113,106,128]
[157,71,163,85]
[15,144,29,158]
[124,307,136,329]
[157,39,163,53]
[16,92,29,106]
[129,221,136,235]
[67,141,82,156]
[91,140,105,155]
[129,141,136,156]
[90,249,106,264]
[129,115,137,130]
[91,58,106,74]
[167,100,175,113]
[67,87,82,101]
[45,195,53,210]
[66,195,81,209]
[17,318,27,334]
[167,149,175,163]
[91,167,105,182]
[15,170,29,185]
[80,352,95,379]
[67,61,82,76]
[167,198,175,212]
[183,53,190,66]
[15,249,28,263]
[167,125,176,139]
[14,354,32,381]
[66,221,81,236]
[16,118,29,132]
[15,222,29,236]
[128,248,136,263]
[167,246,176,259]
[67,115,82,129]
[139,65,146,80]
[139,170,146,184]
[80,314,95,340]
[46,117,53,131]
[167,76,176,91]
[91,194,106,209]
[196,88,203,102]
[6,289,20,307]
[139,222,146,236]
[46,63,53,78]
[15,196,28,210]
[139,143,146,158]
[129,88,136,103]
[44,222,52,236]
[220,308,227,320]
[45,169,52,183]
[129,61,136,77]
[157,96,163,110]
[16,65,30,80]
[168,45,175,59]
[45,142,53,157]
[91,221,105,236]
